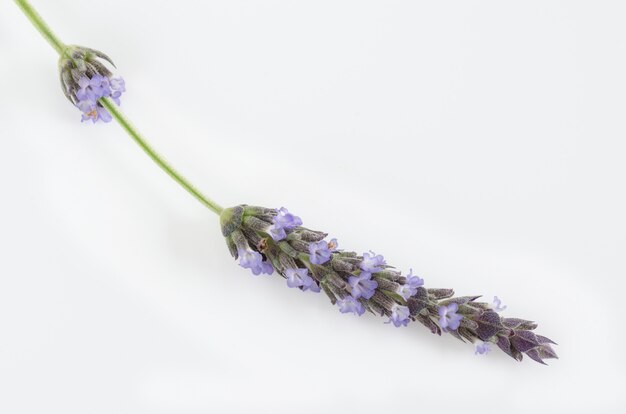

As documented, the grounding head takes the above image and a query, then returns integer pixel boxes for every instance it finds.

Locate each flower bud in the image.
[58,45,125,123]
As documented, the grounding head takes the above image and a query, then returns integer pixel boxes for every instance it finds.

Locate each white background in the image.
[1,1,625,412]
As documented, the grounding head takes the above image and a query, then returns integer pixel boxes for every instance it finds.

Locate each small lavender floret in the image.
[337,296,365,315]
[388,304,410,327]
[109,77,126,105]
[260,261,274,275]
[76,76,99,101]
[492,296,507,312]
[360,251,386,273]
[398,268,424,300]
[439,303,463,331]
[309,238,338,265]
[238,249,273,276]
[239,249,261,270]
[475,342,491,355]
[348,271,378,299]
[273,207,302,228]
[96,106,112,122]
[269,226,286,241]
[286,268,318,292]
[269,207,302,241]
[303,282,321,293]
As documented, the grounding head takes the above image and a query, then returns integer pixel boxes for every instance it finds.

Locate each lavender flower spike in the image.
[59,45,125,123]
[220,205,558,364]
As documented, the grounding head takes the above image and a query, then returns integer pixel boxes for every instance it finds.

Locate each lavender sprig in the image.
[15,0,558,365]
[221,205,558,364]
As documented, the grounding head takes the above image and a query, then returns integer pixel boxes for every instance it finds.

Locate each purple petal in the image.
[97,107,112,123]
[269,225,286,241]
[78,77,91,89]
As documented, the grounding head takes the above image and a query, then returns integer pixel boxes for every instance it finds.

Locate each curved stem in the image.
[15,0,224,216]
[14,0,65,55]
[101,98,223,214]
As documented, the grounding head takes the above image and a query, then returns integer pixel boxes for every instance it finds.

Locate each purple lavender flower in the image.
[398,286,414,301]
[239,249,262,269]
[110,77,126,92]
[269,207,302,241]
[302,281,321,293]
[58,46,125,124]
[492,296,507,312]
[76,76,97,102]
[74,74,123,123]
[274,207,302,228]
[109,77,126,105]
[269,226,287,241]
[360,251,386,273]
[259,261,274,275]
[76,98,95,115]
[221,205,558,364]
[90,75,107,95]
[475,342,491,355]
[388,305,410,327]
[337,296,365,316]
[99,106,112,122]
[398,268,424,300]
[286,268,316,290]
[348,271,378,299]
[438,303,463,331]
[309,238,338,265]
[238,249,274,276]
[79,102,112,124]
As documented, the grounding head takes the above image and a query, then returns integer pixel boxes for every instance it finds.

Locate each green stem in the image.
[14,0,65,55]
[15,0,223,215]
[100,98,223,214]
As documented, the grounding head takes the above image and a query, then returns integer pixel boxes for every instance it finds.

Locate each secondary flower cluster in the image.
[58,45,125,123]
[220,205,558,364]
